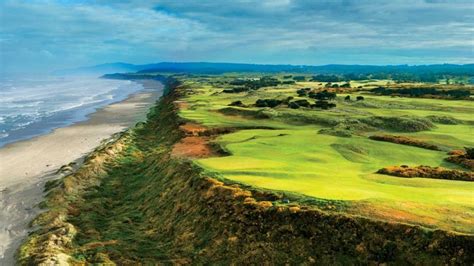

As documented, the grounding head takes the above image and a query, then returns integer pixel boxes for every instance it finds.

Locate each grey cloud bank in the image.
[0,0,473,75]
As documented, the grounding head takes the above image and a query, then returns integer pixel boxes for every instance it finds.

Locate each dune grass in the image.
[179,76,474,233]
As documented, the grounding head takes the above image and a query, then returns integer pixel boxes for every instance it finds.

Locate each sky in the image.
[0,0,473,75]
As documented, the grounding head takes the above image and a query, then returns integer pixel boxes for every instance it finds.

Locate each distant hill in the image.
[136,62,300,74]
[137,62,474,76]
[66,62,474,77]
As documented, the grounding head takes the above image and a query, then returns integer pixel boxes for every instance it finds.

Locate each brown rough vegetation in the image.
[369,134,440,150]
[179,123,208,135]
[174,100,189,110]
[445,150,474,171]
[171,123,232,158]
[377,165,474,181]
[448,149,466,156]
[171,136,213,158]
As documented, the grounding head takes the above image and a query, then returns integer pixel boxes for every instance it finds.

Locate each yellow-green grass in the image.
[178,78,474,233]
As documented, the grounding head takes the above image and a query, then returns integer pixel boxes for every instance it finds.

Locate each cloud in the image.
[0,0,473,75]
[151,0,474,48]
[0,0,213,74]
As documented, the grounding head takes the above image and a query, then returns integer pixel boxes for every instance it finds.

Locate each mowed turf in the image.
[178,78,474,233]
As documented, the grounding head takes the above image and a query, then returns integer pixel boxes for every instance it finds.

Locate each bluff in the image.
[19,78,474,265]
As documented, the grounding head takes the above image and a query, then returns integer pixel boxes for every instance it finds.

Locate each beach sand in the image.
[0,79,163,264]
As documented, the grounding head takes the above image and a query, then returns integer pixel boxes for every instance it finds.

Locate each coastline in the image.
[0,79,163,264]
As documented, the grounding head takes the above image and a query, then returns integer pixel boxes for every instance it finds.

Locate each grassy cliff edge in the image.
[18,78,474,265]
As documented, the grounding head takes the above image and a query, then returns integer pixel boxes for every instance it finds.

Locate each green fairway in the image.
[178,76,474,233]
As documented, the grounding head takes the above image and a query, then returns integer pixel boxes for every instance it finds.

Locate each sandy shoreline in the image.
[0,79,163,264]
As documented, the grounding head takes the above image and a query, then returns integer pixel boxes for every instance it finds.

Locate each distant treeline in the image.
[229,77,280,88]
[310,73,462,83]
[134,62,474,82]
[371,87,471,99]
[100,62,474,83]
[136,62,473,75]
[223,77,289,93]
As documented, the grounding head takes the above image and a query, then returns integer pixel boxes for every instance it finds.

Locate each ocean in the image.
[0,76,144,148]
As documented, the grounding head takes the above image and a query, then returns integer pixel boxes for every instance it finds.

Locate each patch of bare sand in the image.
[179,123,208,136]
[172,136,213,158]
[172,123,219,159]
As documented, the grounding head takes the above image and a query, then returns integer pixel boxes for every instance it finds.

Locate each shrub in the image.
[340,83,351,88]
[361,116,434,132]
[445,148,474,170]
[228,77,281,90]
[256,99,283,108]
[292,76,306,81]
[268,99,283,108]
[256,99,267,107]
[369,135,440,150]
[310,90,336,101]
[293,99,310,107]
[319,128,352,137]
[314,101,327,109]
[371,86,470,99]
[288,102,300,109]
[377,165,474,181]
[282,96,294,105]
[229,100,243,107]
[426,115,460,125]
[465,147,474,159]
[296,89,307,96]
[356,96,365,101]
[223,87,250,93]
[219,107,271,119]
[344,95,351,101]
[314,100,336,109]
